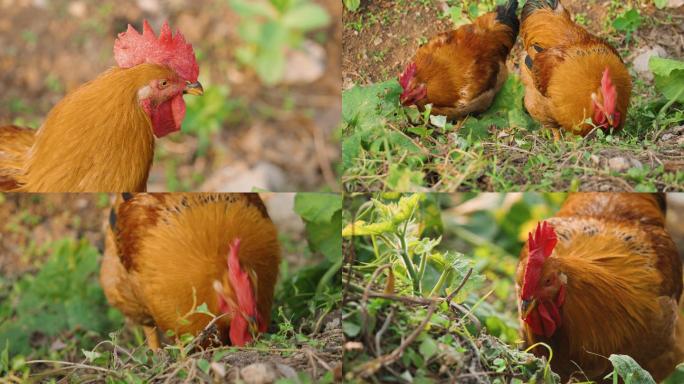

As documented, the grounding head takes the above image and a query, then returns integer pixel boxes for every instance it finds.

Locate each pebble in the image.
[608,157,631,172]
[282,40,326,85]
[632,46,666,81]
[240,363,278,384]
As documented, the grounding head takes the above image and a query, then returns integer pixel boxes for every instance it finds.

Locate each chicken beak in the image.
[521,298,537,318]
[247,316,259,338]
[607,114,615,127]
[184,81,204,96]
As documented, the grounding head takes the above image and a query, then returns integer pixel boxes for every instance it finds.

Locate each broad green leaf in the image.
[282,4,330,31]
[343,0,360,11]
[294,193,342,223]
[607,354,655,384]
[650,57,684,103]
[418,336,438,360]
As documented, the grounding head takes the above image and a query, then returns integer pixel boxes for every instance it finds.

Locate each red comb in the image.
[521,221,557,299]
[227,238,255,311]
[600,67,617,114]
[399,62,417,90]
[113,20,199,82]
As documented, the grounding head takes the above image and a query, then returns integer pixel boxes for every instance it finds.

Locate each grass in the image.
[341,1,684,192]
[0,193,343,383]
[341,193,684,383]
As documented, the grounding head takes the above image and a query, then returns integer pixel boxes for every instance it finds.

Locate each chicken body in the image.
[520,0,631,136]
[516,193,683,382]
[399,0,519,120]
[100,193,281,349]
[0,21,202,192]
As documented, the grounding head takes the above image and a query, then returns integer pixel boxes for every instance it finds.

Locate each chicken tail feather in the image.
[0,125,34,191]
[496,0,520,37]
[521,0,559,22]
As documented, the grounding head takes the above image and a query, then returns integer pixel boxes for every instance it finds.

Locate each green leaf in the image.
[343,0,360,12]
[607,354,655,384]
[654,0,668,8]
[197,358,211,375]
[282,4,330,31]
[650,57,684,103]
[342,80,403,131]
[449,5,469,26]
[305,211,342,262]
[613,9,642,33]
[228,0,275,18]
[294,193,342,223]
[342,321,361,337]
[255,21,287,86]
[418,336,438,360]
[82,349,102,363]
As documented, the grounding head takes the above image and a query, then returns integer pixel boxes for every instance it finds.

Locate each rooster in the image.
[520,0,632,137]
[0,21,203,192]
[398,0,519,120]
[516,193,683,382]
[100,193,280,349]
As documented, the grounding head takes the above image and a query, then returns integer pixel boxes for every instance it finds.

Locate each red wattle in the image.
[150,94,185,137]
[229,314,252,347]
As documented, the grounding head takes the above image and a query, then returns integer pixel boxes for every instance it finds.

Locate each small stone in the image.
[373,37,383,46]
[240,363,278,384]
[210,362,226,378]
[275,364,297,379]
[137,0,160,13]
[590,155,600,165]
[68,1,86,17]
[608,157,631,172]
[667,0,684,8]
[632,46,666,81]
[661,133,674,141]
[630,158,643,169]
[281,40,326,85]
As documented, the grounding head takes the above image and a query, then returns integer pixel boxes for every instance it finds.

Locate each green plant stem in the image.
[654,88,684,139]
[429,268,452,298]
[316,258,343,297]
[398,233,419,295]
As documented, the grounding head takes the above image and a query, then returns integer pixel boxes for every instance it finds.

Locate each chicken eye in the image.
[158,80,169,89]
[545,278,552,286]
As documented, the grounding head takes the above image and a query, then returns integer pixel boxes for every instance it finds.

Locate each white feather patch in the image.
[559,272,568,284]
[137,85,152,100]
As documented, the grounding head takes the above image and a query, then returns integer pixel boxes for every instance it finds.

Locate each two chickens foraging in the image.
[0,21,203,192]
[399,0,631,137]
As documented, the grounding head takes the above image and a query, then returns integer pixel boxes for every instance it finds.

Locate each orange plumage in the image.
[516,193,683,382]
[0,21,203,192]
[398,0,519,120]
[100,193,281,349]
[520,0,632,136]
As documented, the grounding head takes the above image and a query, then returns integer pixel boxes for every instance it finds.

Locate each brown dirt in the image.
[342,1,452,88]
[0,0,341,192]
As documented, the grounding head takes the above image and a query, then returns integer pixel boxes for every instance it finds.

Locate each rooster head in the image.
[520,221,566,338]
[399,62,427,106]
[591,67,620,131]
[114,20,203,138]
[213,238,265,346]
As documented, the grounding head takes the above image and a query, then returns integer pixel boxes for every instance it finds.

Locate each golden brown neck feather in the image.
[545,217,666,374]
[19,64,174,192]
